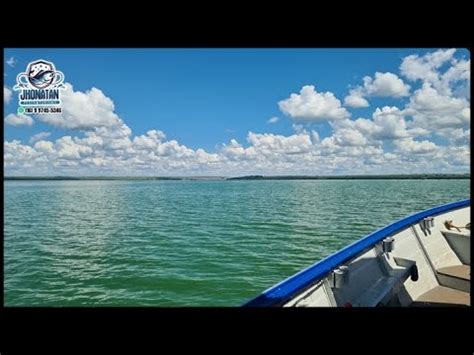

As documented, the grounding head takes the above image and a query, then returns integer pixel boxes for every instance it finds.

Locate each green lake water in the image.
[4,179,470,306]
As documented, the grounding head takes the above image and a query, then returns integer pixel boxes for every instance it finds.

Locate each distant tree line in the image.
[227,174,470,180]
[4,173,470,181]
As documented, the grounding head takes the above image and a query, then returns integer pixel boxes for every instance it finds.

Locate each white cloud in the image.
[6,56,17,68]
[279,85,350,122]
[4,124,467,176]
[4,86,12,104]
[267,116,279,124]
[333,128,367,146]
[344,89,369,108]
[443,58,470,100]
[4,113,34,126]
[344,72,410,107]
[370,106,410,139]
[332,106,421,144]
[155,140,195,158]
[320,135,383,158]
[405,83,469,131]
[29,132,51,144]
[398,50,470,143]
[34,140,54,153]
[441,145,470,167]
[4,140,39,165]
[221,139,245,157]
[400,49,456,81]
[362,72,410,97]
[55,136,94,160]
[437,128,470,146]
[399,48,467,96]
[443,58,470,83]
[246,131,314,155]
[133,130,166,150]
[38,83,123,130]
[461,108,470,122]
[394,138,438,155]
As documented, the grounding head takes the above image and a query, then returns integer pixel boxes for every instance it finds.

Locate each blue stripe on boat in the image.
[242,199,470,307]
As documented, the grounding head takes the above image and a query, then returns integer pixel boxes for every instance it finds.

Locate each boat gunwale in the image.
[242,199,470,307]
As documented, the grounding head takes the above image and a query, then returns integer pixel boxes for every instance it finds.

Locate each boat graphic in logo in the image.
[15,60,65,90]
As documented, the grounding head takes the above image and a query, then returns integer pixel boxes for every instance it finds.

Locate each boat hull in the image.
[243,200,470,307]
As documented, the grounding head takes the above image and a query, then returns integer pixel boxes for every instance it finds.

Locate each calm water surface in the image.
[4,179,470,306]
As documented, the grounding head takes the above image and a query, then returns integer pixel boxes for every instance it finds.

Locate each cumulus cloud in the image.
[55,136,94,160]
[320,135,383,158]
[394,138,438,155]
[332,106,425,145]
[4,86,12,104]
[5,122,222,175]
[4,140,42,172]
[4,124,467,176]
[333,128,368,146]
[267,116,279,124]
[344,72,410,108]
[370,106,411,139]
[443,58,470,84]
[344,89,369,108]
[400,48,469,97]
[247,131,313,154]
[34,140,54,153]
[4,113,34,126]
[397,49,471,145]
[441,145,470,167]
[279,85,350,122]
[29,132,51,144]
[37,83,123,130]
[405,83,469,131]
[343,72,410,108]
[401,49,456,81]
[133,130,166,150]
[362,72,411,97]
[438,128,470,146]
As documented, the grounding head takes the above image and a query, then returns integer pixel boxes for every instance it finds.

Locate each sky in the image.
[3,48,471,176]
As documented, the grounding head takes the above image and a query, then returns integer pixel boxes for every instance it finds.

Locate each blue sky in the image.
[3,48,470,176]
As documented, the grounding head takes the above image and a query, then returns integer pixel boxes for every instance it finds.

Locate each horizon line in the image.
[4,173,471,181]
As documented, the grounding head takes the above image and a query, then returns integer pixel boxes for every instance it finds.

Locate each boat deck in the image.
[412,286,470,306]
[437,265,470,281]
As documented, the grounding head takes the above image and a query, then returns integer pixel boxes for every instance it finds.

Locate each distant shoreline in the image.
[4,174,470,181]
